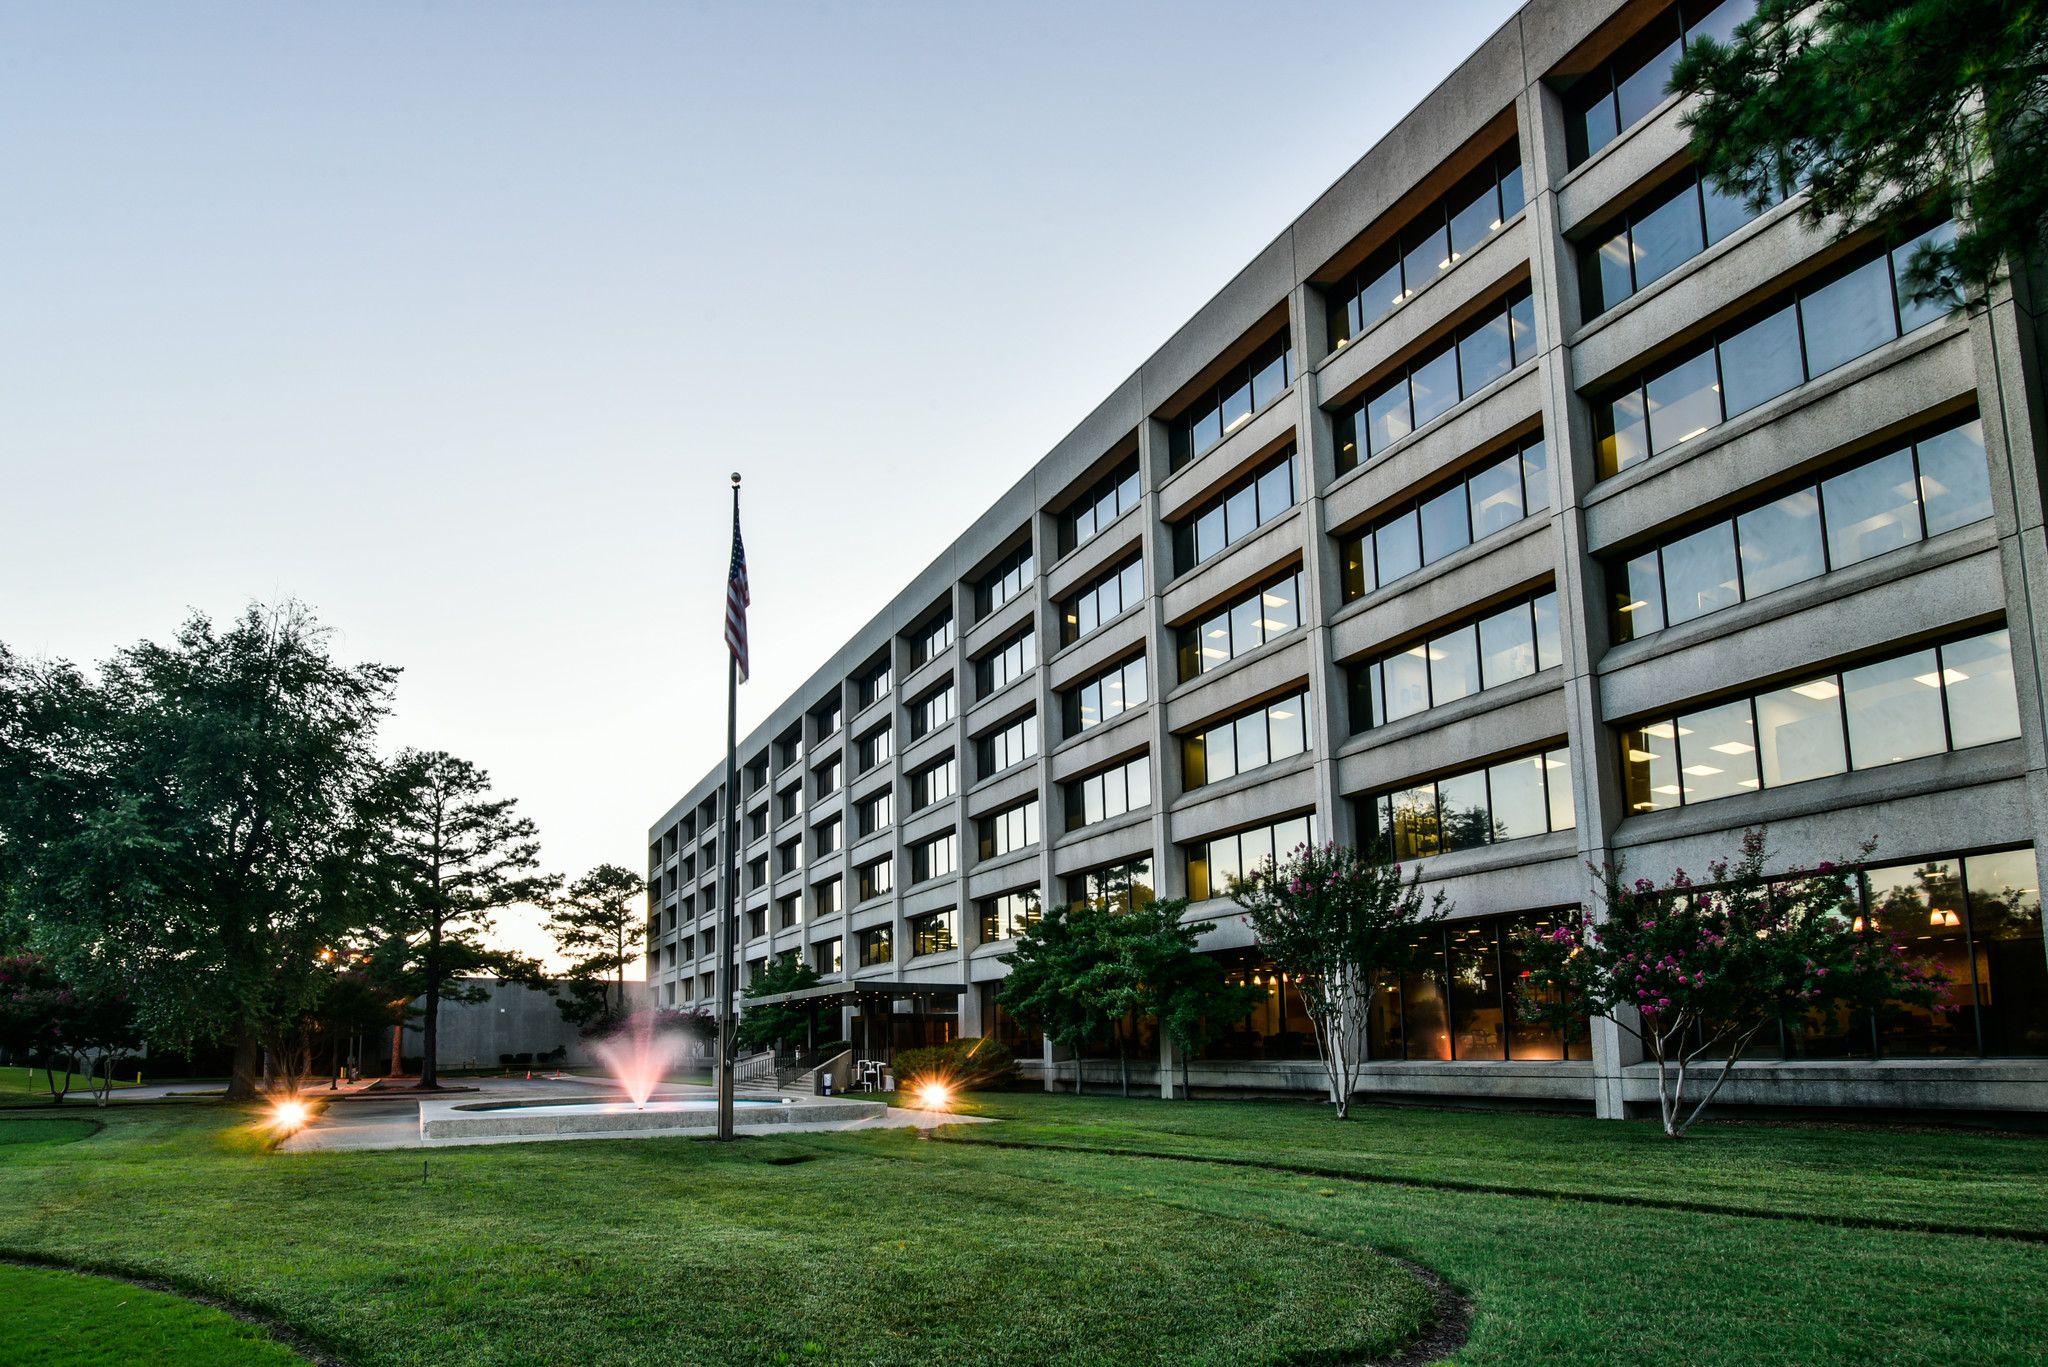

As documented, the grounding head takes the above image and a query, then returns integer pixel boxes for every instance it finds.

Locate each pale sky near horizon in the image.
[1,2,1523,973]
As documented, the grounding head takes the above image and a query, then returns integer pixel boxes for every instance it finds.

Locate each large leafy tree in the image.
[1107,898,1265,1101]
[998,902,1126,1094]
[1230,841,1446,1119]
[1674,0,2043,299]
[544,863,646,1035]
[1513,829,1951,1138]
[0,604,395,1101]
[370,750,552,1090]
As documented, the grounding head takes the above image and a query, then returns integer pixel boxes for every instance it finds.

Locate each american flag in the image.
[725,497,750,683]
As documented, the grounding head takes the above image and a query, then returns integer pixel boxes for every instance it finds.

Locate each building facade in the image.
[647,0,2048,1117]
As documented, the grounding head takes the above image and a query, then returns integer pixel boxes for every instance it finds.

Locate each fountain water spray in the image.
[592,1011,689,1108]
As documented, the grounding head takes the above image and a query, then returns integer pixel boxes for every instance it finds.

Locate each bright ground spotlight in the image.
[917,1082,951,1111]
[272,1100,308,1129]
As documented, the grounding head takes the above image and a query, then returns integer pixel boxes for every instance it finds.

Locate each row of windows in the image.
[1183,691,1309,789]
[978,543,1034,619]
[857,725,891,773]
[910,755,956,811]
[1061,554,1144,646]
[1582,168,1782,318]
[976,713,1039,780]
[1066,754,1151,832]
[1354,591,1563,731]
[1062,654,1150,735]
[1371,747,1575,861]
[1622,627,2021,813]
[978,886,1042,943]
[1339,436,1552,602]
[911,830,958,883]
[1066,857,1155,912]
[1595,223,1956,477]
[858,856,892,902]
[1336,287,1537,471]
[1328,144,1526,350]
[1173,449,1299,576]
[1563,0,1752,167]
[911,611,955,669]
[1185,813,1318,902]
[1614,419,1991,642]
[1177,572,1302,681]
[1060,456,1141,557]
[1170,331,1296,470]
[1372,911,1588,1060]
[909,680,956,739]
[857,659,892,710]
[855,788,892,838]
[977,798,1041,861]
[860,925,892,967]
[977,629,1036,698]
[911,908,957,958]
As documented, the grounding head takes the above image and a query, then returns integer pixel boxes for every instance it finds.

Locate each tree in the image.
[1230,841,1446,1119]
[1114,899,1267,1101]
[0,604,396,1101]
[545,863,646,1036]
[0,955,141,1105]
[734,951,821,1054]
[371,749,553,1090]
[1673,0,2036,302]
[998,902,1124,1094]
[1513,829,1952,1138]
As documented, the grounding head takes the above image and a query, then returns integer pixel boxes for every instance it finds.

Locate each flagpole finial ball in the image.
[731,472,742,486]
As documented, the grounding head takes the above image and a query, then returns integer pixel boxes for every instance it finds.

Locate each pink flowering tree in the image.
[1513,829,1952,1138]
[1230,841,1445,1119]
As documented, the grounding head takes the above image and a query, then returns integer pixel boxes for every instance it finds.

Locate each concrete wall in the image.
[398,979,654,1068]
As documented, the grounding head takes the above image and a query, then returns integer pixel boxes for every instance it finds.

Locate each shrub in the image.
[891,1037,1016,1091]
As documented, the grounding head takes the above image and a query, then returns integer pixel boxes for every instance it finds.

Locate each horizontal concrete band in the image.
[418,1098,888,1139]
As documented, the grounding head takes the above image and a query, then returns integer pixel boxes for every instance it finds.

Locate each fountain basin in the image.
[418,1094,888,1140]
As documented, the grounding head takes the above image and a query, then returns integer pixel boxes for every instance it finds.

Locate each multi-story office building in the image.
[647,0,2048,1116]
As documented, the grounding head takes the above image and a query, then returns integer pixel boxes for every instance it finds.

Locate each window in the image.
[911,908,957,958]
[1061,655,1150,737]
[777,784,801,824]
[977,887,1042,943]
[977,798,1041,859]
[775,733,802,771]
[1177,572,1302,680]
[663,943,677,969]
[1059,456,1142,555]
[976,713,1039,780]
[1582,171,1786,319]
[1169,330,1296,470]
[910,610,956,668]
[1564,0,1754,167]
[858,856,893,902]
[747,907,766,940]
[813,816,842,858]
[1184,692,1311,788]
[777,893,800,929]
[1595,222,1959,478]
[746,808,768,843]
[911,831,959,883]
[1328,144,1526,349]
[680,935,694,962]
[975,630,1036,698]
[815,698,842,738]
[1352,591,1564,731]
[977,542,1034,618]
[701,924,715,954]
[1065,756,1151,832]
[1338,435,1550,598]
[1060,555,1145,646]
[909,681,956,739]
[1066,857,1155,912]
[747,855,768,890]
[1172,449,1299,576]
[857,725,892,773]
[1620,627,2020,813]
[1333,287,1538,468]
[1613,419,1991,642]
[682,894,695,922]
[702,882,716,910]
[1367,910,1588,1061]
[857,659,893,710]
[813,756,841,798]
[857,789,892,837]
[858,926,893,967]
[813,878,842,918]
[813,937,843,975]
[1185,813,1318,901]
[909,755,957,811]
[1369,748,1575,861]
[682,853,697,881]
[776,837,801,877]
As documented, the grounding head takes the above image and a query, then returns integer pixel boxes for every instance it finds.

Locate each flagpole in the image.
[716,472,741,1142]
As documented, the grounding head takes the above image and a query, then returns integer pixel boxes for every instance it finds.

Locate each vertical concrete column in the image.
[1158,1031,1178,1100]
[1288,271,1351,848]
[1518,79,1638,1119]
[1136,411,1178,904]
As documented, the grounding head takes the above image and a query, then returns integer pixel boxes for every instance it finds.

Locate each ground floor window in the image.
[1200,947,1319,1061]
[1369,910,1587,1061]
[981,981,1042,1051]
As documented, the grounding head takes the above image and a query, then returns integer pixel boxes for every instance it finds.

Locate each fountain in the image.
[591,1011,685,1108]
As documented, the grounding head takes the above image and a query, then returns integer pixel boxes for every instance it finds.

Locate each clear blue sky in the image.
[0,2,1521,969]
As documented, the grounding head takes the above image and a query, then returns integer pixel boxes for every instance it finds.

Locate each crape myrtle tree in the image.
[734,951,822,1054]
[1230,841,1446,1119]
[0,605,396,1102]
[1512,829,1952,1138]
[544,863,646,1036]
[371,749,553,1090]
[1673,0,2041,302]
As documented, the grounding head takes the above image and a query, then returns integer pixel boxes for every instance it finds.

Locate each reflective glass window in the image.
[1842,649,1947,767]
[1479,601,1537,686]
[1717,305,1802,417]
[1917,420,1992,535]
[1822,449,1920,569]
[1429,624,1482,706]
[1735,489,1824,596]
[1660,521,1741,626]
[1753,678,1847,787]
[1799,255,1897,376]
[1941,630,2020,749]
[1420,484,1471,564]
[1673,698,1758,802]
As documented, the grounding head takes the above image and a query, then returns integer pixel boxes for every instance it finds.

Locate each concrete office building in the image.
[647,0,2048,1117]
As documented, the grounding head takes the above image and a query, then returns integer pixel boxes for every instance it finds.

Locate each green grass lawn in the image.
[0,1093,2041,1365]
[0,1067,140,1098]
[0,1263,306,1367]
